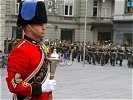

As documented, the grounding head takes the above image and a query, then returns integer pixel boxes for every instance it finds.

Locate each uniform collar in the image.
[24,35,40,45]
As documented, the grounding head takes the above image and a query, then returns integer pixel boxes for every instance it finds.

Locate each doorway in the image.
[61,29,75,42]
[98,32,112,44]
[124,33,133,46]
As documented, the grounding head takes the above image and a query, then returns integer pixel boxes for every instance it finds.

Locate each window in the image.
[101,1,111,17]
[125,0,133,13]
[15,0,22,15]
[93,0,98,17]
[124,33,133,46]
[12,27,23,39]
[63,0,74,16]
[64,5,73,15]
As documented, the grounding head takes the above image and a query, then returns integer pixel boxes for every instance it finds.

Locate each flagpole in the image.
[83,0,87,67]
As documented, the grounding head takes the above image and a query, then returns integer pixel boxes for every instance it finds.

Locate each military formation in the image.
[1,39,133,68]
[48,40,133,68]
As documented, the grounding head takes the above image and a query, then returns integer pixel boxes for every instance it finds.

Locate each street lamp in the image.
[83,0,88,67]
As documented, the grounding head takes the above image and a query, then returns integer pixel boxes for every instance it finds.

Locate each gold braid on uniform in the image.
[11,73,23,88]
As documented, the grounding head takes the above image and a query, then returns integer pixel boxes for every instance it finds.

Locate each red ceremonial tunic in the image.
[6,38,50,100]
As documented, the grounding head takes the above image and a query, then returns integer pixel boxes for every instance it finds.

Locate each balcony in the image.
[87,17,113,25]
[48,15,113,25]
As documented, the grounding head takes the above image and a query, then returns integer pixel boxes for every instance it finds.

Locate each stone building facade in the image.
[0,0,118,51]
[113,0,133,45]
[0,1,6,51]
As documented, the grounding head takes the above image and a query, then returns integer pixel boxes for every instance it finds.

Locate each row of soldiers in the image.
[48,40,133,68]
[4,38,133,68]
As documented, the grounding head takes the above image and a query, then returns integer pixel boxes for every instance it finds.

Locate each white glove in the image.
[41,73,56,92]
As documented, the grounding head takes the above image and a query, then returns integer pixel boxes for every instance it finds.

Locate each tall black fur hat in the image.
[17,1,47,27]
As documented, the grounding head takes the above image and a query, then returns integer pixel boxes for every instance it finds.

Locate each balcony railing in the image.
[58,16,113,24]
[87,17,113,24]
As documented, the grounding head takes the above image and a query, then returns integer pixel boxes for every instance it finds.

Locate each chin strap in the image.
[27,25,44,37]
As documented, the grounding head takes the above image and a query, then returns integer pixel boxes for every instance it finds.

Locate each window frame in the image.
[93,0,98,17]
[101,1,111,18]
[15,0,21,15]
[125,0,133,13]
[63,0,74,16]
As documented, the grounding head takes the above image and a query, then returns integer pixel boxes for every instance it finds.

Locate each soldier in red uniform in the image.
[6,1,56,100]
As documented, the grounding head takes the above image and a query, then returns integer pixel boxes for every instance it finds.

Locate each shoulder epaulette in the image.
[17,40,26,48]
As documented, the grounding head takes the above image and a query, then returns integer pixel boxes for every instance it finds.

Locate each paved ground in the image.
[0,59,132,100]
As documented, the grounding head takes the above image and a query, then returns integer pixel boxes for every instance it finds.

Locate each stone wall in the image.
[0,1,6,51]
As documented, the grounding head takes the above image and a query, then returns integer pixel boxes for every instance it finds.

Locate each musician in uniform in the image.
[6,1,56,100]
[116,45,125,66]
[42,39,51,57]
[104,45,110,64]
[110,45,117,66]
